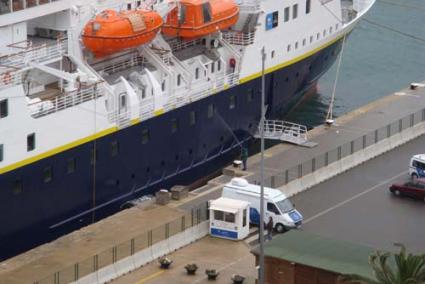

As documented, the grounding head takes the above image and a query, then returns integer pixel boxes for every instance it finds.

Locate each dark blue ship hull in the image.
[0,38,343,259]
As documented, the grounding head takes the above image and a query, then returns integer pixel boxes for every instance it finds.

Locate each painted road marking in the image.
[134,271,164,284]
[304,171,408,224]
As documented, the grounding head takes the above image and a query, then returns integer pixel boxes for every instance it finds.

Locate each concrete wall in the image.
[280,121,425,197]
[73,221,209,284]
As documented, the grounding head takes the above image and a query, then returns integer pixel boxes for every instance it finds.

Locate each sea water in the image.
[287,0,425,126]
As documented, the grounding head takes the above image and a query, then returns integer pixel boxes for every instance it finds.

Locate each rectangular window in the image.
[43,166,52,183]
[13,179,22,195]
[0,144,3,162]
[293,4,298,19]
[211,62,215,73]
[202,3,212,23]
[229,95,236,109]
[224,212,235,223]
[127,3,131,10]
[214,210,224,221]
[137,0,141,7]
[0,99,8,118]
[27,133,35,152]
[142,129,150,144]
[111,141,119,157]
[217,60,221,71]
[171,118,179,133]
[303,38,306,46]
[177,74,181,86]
[207,104,215,118]
[189,111,197,126]
[306,0,311,14]
[67,158,76,174]
[284,7,290,22]
[243,209,247,227]
[266,11,278,30]
[195,68,199,79]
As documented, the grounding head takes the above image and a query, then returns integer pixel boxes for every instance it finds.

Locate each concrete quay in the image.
[1,82,425,284]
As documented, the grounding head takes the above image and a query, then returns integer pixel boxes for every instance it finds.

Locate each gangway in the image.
[255,120,317,147]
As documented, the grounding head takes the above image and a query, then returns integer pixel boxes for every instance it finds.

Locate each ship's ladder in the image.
[255,120,317,147]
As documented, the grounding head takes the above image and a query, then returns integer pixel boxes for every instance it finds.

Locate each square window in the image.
[225,212,235,223]
[13,179,22,195]
[292,4,298,19]
[0,144,3,162]
[214,210,224,221]
[284,7,290,22]
[0,99,8,118]
[43,166,52,183]
[142,129,150,144]
[189,111,197,126]
[207,104,215,118]
[27,133,35,152]
[229,95,236,109]
[111,141,119,157]
[67,158,76,174]
[171,118,179,133]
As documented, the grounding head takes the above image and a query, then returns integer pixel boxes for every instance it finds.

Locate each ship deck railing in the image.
[164,72,239,112]
[168,38,203,53]
[0,38,67,90]
[236,0,261,13]
[222,31,255,46]
[0,0,60,15]
[29,82,103,118]
[92,51,147,77]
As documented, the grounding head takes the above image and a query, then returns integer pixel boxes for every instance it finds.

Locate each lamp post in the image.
[258,46,266,284]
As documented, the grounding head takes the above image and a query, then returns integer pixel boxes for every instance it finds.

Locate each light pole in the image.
[258,46,266,284]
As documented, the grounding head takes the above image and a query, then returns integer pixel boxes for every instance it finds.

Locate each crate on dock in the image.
[156,189,171,205]
[170,185,188,200]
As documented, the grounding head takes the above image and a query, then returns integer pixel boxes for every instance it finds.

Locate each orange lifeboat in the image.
[82,9,163,58]
[162,0,239,39]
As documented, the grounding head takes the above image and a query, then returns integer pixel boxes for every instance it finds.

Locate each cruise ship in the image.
[0,0,375,258]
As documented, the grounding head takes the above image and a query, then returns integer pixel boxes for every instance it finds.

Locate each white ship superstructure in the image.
[0,0,375,258]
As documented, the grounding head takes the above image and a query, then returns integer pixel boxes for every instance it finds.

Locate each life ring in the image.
[2,72,12,85]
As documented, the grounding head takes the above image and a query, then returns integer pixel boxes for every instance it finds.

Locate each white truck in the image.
[222,177,303,233]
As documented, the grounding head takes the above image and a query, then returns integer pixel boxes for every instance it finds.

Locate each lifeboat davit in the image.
[162,0,239,39]
[82,9,163,58]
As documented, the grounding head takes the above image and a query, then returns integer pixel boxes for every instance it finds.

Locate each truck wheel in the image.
[275,223,286,233]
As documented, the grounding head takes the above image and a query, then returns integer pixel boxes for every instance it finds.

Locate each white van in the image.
[409,154,425,179]
[222,177,303,233]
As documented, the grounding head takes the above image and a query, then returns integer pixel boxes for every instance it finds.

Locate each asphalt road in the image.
[291,134,425,253]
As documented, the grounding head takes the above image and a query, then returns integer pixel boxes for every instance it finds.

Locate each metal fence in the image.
[262,109,425,188]
[35,203,209,284]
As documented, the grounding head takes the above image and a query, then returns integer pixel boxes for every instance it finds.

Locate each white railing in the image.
[0,39,67,90]
[237,0,261,12]
[168,38,203,52]
[29,83,103,118]
[222,31,255,46]
[163,72,239,112]
[94,54,146,76]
